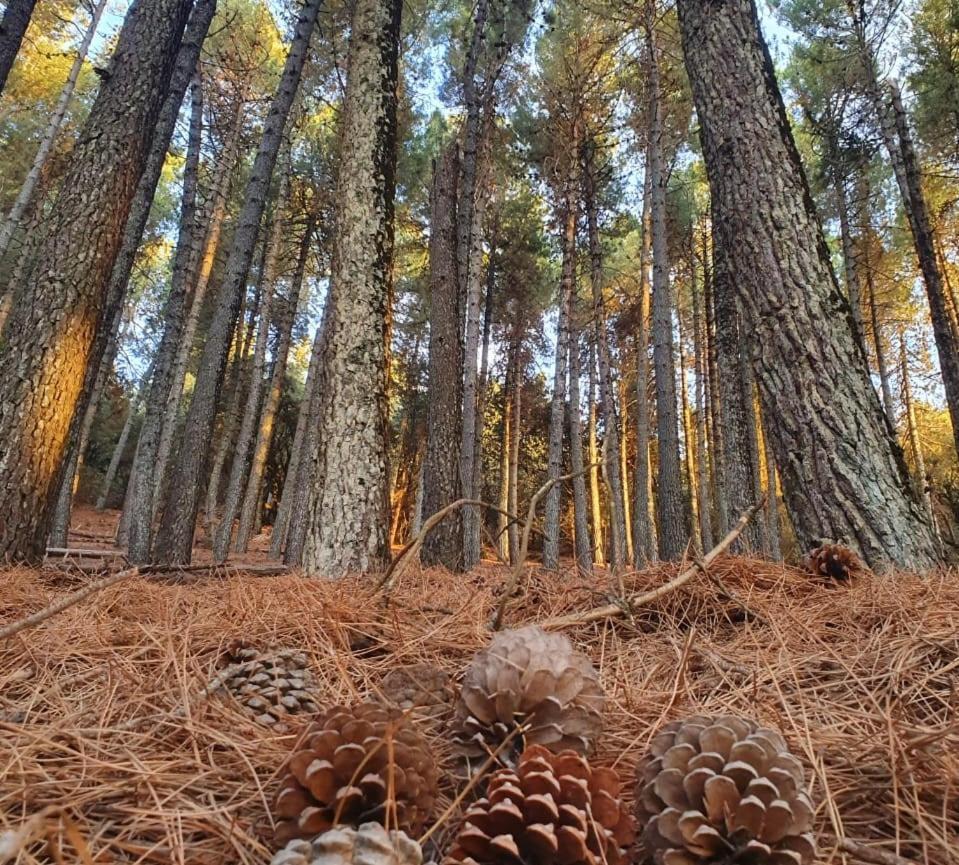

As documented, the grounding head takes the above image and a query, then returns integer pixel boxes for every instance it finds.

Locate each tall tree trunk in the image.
[632,165,656,566]
[900,333,939,535]
[0,0,109,263]
[302,0,402,578]
[544,171,578,571]
[0,0,194,563]
[508,341,522,565]
[421,147,464,569]
[691,252,714,550]
[152,0,321,565]
[860,51,959,459]
[834,174,866,350]
[678,311,700,551]
[587,347,605,566]
[582,142,627,569]
[154,105,243,500]
[277,303,329,564]
[701,216,727,535]
[0,0,37,95]
[234,220,312,553]
[739,346,767,551]
[213,163,290,561]
[618,375,633,562]
[470,242,496,556]
[677,0,939,569]
[568,308,592,574]
[125,66,213,562]
[497,351,513,562]
[647,22,687,560]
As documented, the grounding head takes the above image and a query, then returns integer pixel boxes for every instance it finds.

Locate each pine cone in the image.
[453,626,604,761]
[634,715,816,865]
[805,543,862,581]
[444,744,634,865]
[220,645,320,730]
[271,823,422,865]
[274,702,438,845]
[382,663,453,722]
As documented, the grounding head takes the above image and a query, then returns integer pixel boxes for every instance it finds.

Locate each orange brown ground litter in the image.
[0,557,956,864]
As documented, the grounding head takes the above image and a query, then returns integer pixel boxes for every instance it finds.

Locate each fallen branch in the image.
[0,568,140,642]
[490,463,600,631]
[824,836,917,865]
[45,547,128,559]
[538,497,765,631]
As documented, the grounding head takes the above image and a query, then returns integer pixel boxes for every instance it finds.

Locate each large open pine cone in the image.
[274,702,438,845]
[219,645,320,730]
[381,663,453,721]
[804,543,862,581]
[453,626,604,761]
[635,715,816,865]
[444,744,634,865]
[271,823,422,865]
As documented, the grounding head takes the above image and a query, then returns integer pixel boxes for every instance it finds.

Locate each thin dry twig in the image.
[538,497,765,630]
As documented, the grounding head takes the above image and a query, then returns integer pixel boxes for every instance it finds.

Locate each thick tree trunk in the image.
[213,165,290,561]
[632,167,656,566]
[302,0,402,578]
[677,0,939,569]
[568,311,592,574]
[582,143,627,569]
[421,147,464,569]
[152,0,321,565]
[701,218,727,536]
[0,0,109,263]
[587,348,605,567]
[234,221,312,553]
[647,26,687,561]
[470,245,496,557]
[543,187,577,571]
[0,0,194,563]
[0,0,37,95]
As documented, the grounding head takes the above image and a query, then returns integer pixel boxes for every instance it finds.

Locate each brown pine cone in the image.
[804,543,862,581]
[635,715,816,865]
[381,663,453,722]
[444,744,634,865]
[274,702,438,845]
[453,626,604,762]
[220,645,320,731]
[271,823,422,865]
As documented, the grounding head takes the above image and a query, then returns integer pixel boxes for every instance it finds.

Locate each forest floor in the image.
[0,508,957,864]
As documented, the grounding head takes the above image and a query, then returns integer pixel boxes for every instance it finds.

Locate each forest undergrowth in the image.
[0,525,956,865]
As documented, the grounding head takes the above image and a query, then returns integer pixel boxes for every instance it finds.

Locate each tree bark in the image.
[632,165,656,566]
[302,0,402,578]
[690,252,714,550]
[759,405,782,559]
[0,0,109,263]
[0,0,37,95]
[213,163,290,561]
[859,45,959,459]
[543,181,577,571]
[152,0,322,565]
[0,0,194,563]
[582,141,627,569]
[496,349,514,562]
[678,311,700,550]
[647,22,687,561]
[900,333,938,535]
[568,306,592,574]
[677,0,939,569]
[421,148,464,569]
[701,216,727,536]
[508,339,521,564]
[587,347,605,566]
[234,220,312,553]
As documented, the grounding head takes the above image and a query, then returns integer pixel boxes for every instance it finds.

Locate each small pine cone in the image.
[635,715,816,865]
[444,744,635,865]
[271,823,423,865]
[805,543,862,581]
[274,702,438,845]
[381,663,453,721]
[220,646,320,730]
[453,626,604,761]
